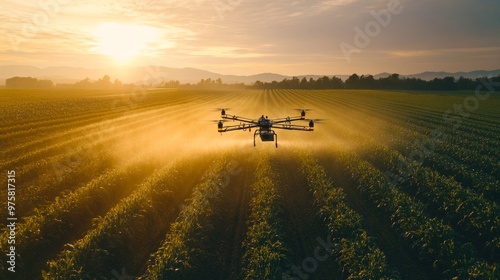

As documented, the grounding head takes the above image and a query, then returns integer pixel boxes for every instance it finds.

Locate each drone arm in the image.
[218,124,259,132]
[272,124,314,131]
[222,114,257,124]
[272,116,305,124]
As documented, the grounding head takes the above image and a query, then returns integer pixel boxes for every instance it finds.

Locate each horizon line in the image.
[1,64,500,78]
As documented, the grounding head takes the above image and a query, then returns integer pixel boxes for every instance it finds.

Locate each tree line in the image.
[158,77,245,89]
[250,73,500,91]
[5,76,54,88]
[6,73,499,91]
[5,75,130,89]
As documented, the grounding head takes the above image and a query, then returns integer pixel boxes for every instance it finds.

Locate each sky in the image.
[0,0,499,76]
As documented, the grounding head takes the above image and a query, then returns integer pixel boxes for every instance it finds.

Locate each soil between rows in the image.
[273,152,342,280]
[317,152,438,280]
[204,153,255,279]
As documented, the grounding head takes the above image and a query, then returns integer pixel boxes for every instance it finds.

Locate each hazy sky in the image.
[1,0,499,75]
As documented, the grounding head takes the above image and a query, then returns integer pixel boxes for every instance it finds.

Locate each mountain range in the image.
[1,65,499,86]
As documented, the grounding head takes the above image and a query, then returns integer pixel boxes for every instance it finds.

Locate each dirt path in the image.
[203,151,255,279]
[273,151,342,280]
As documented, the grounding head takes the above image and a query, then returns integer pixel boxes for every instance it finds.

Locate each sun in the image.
[92,22,160,63]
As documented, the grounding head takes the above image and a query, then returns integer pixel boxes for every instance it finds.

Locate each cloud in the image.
[0,0,499,75]
[387,47,500,58]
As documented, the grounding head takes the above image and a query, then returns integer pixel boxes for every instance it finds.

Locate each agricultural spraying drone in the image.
[216,108,317,147]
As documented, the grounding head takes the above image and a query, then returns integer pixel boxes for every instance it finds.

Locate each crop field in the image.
[0,88,499,279]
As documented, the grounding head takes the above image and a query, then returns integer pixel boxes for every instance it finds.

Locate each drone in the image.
[217,108,315,147]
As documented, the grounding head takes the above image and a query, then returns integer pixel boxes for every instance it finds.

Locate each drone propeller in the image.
[305,118,326,123]
[212,107,231,112]
[208,119,231,123]
[302,118,326,128]
[300,118,326,129]
[292,108,312,118]
[213,107,230,116]
[293,109,312,117]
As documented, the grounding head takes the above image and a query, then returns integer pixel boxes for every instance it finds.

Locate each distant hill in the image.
[0,65,499,86]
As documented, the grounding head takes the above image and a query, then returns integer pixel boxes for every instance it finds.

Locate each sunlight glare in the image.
[92,22,161,63]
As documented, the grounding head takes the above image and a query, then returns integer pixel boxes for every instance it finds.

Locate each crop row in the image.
[336,151,498,279]
[0,99,206,218]
[361,95,499,141]
[1,101,177,170]
[0,151,111,230]
[384,106,499,171]
[378,100,497,166]
[41,156,212,279]
[420,151,499,200]
[0,156,157,280]
[292,90,498,202]
[0,88,229,167]
[305,89,499,162]
[298,152,394,279]
[0,89,223,153]
[383,124,499,181]
[140,157,231,279]
[403,163,499,260]
[428,137,499,180]
[287,89,499,260]
[358,140,500,260]
[0,89,214,135]
[324,102,498,199]
[242,155,288,280]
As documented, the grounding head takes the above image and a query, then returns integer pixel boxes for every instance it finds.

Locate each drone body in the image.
[217,109,315,147]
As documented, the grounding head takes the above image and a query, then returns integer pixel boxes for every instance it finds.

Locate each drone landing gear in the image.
[253,130,258,147]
